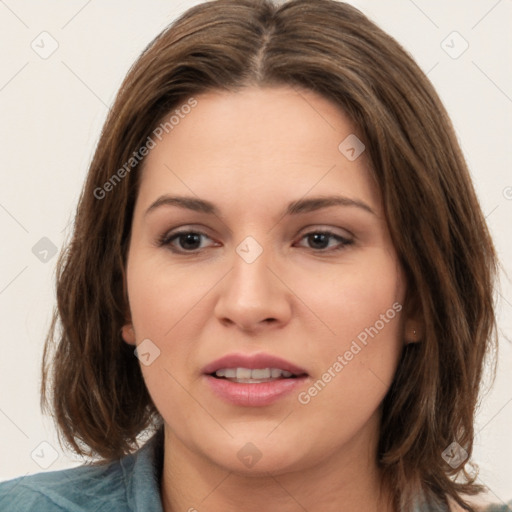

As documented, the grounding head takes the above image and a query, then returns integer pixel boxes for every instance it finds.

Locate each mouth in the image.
[202,352,309,381]
[202,353,309,406]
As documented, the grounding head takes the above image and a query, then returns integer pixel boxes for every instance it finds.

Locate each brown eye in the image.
[176,233,203,250]
[296,231,353,251]
[159,231,214,252]
[307,233,330,249]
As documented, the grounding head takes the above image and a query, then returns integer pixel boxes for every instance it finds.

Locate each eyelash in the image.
[157,229,354,254]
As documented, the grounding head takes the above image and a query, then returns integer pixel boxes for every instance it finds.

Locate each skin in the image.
[121,85,421,512]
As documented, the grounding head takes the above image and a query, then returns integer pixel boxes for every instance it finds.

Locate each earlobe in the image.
[404,319,422,344]
[402,290,423,344]
[121,324,136,345]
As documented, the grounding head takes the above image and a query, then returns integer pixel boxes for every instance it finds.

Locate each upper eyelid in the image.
[163,223,353,236]
[164,226,215,241]
[296,225,354,238]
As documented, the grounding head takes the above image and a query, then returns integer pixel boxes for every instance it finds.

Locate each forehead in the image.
[136,85,380,214]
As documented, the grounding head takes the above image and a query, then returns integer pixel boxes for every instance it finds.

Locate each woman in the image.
[0,0,508,510]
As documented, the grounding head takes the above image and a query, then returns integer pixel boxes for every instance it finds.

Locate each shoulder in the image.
[448,499,512,512]
[0,457,128,512]
[0,429,164,512]
[480,503,512,512]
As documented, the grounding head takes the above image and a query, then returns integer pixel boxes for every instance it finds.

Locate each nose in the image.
[214,247,292,333]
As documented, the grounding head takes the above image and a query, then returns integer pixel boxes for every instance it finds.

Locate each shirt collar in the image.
[122,426,165,512]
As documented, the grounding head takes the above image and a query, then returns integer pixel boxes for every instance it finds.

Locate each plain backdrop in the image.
[0,0,511,503]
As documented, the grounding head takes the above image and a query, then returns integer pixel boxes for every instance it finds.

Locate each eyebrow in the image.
[144,194,376,218]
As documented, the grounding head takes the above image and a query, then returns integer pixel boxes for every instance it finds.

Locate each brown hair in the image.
[41,0,498,510]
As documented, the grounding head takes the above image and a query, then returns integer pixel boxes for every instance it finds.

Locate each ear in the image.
[120,272,136,345]
[404,318,422,344]
[121,322,136,346]
[402,289,424,345]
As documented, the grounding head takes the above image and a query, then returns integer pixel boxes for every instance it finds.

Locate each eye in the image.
[158,230,216,252]
[295,230,353,251]
[157,228,353,254]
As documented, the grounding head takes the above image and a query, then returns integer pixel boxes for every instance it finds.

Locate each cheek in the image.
[125,252,226,408]
[291,248,404,341]
[125,254,209,419]
[126,250,224,341]
[291,249,404,401]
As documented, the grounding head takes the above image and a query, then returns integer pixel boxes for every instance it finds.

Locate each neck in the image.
[159,424,395,512]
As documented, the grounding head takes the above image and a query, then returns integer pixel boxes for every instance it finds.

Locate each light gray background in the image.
[0,0,511,503]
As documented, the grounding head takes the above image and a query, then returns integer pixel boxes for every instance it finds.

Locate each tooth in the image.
[236,368,252,379]
[215,367,297,380]
[251,368,271,379]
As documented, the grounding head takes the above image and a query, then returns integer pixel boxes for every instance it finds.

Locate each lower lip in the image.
[204,375,308,407]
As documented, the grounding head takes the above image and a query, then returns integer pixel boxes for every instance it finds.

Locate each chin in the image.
[208,436,308,476]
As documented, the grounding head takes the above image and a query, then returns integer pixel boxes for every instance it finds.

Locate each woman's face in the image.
[123,85,412,475]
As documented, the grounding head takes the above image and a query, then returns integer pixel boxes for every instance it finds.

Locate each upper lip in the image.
[202,353,308,376]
